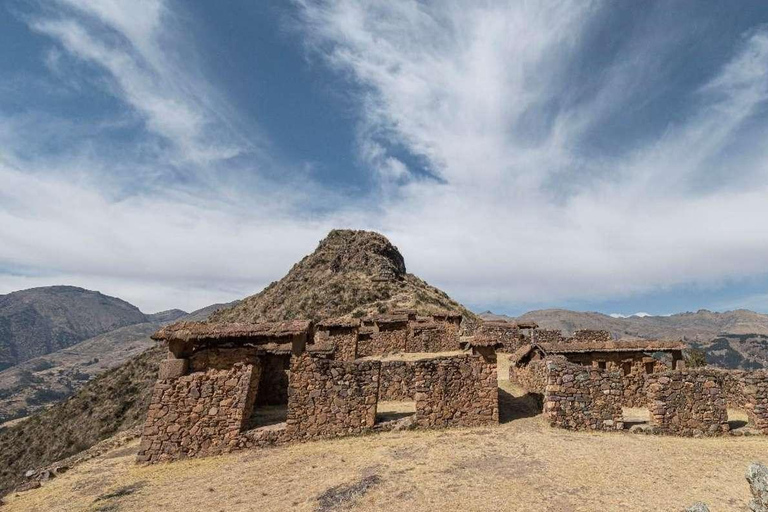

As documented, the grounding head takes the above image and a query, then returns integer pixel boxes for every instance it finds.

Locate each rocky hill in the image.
[0,230,478,496]
[481,309,768,369]
[210,229,477,326]
[0,286,149,370]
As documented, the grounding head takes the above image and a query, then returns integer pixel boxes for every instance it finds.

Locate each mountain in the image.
[482,308,768,340]
[0,229,477,496]
[0,286,148,370]
[210,229,477,326]
[145,309,188,323]
[480,308,768,369]
[0,322,158,425]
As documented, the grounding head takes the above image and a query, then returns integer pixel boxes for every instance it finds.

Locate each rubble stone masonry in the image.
[509,359,549,395]
[378,360,416,401]
[544,359,624,432]
[137,362,260,463]
[285,354,380,441]
[413,355,498,428]
[646,369,729,436]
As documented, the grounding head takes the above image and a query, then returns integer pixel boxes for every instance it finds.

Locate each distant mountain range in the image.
[479,308,768,369]
[0,286,153,370]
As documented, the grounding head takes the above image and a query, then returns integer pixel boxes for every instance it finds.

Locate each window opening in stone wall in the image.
[375,400,415,429]
[644,362,654,375]
[597,361,607,370]
[622,362,632,376]
[727,408,750,432]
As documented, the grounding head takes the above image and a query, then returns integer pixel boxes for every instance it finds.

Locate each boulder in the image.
[747,462,768,512]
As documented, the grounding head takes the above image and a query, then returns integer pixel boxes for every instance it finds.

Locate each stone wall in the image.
[544,359,624,432]
[509,359,548,395]
[571,329,613,343]
[476,322,522,352]
[357,326,408,357]
[412,355,498,428]
[315,326,358,362]
[561,352,668,407]
[285,354,380,441]
[137,362,259,463]
[645,369,729,436]
[531,329,566,344]
[378,360,416,401]
[188,346,262,372]
[407,324,459,352]
[739,370,768,434]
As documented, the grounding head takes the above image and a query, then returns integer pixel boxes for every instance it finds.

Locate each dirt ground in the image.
[4,357,767,512]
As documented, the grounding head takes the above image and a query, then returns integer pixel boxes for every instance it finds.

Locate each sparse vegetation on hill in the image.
[210,229,477,326]
[0,322,160,424]
[0,345,163,497]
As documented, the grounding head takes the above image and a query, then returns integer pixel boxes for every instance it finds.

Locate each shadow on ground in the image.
[499,388,542,424]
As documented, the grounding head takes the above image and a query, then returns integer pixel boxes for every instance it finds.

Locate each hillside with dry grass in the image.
[209,229,477,327]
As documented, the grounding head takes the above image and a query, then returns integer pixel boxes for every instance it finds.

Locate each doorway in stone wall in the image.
[245,354,290,430]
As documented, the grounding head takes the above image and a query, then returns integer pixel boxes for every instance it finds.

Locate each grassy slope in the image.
[0,346,163,496]
[4,358,767,512]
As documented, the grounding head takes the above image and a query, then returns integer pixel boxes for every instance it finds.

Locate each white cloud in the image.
[295,1,768,308]
[4,1,768,315]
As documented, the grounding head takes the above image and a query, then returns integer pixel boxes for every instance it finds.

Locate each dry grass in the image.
[4,356,767,512]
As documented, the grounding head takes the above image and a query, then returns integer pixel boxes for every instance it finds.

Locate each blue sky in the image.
[2,1,768,316]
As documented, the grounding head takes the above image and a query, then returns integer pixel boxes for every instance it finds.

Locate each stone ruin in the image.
[507,332,768,436]
[137,313,498,463]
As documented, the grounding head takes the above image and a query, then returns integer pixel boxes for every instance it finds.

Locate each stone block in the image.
[158,358,188,380]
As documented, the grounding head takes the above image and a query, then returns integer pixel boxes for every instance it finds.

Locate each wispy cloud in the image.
[3,1,768,314]
[294,1,768,308]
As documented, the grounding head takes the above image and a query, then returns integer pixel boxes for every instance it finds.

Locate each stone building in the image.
[138,313,498,463]
[509,339,768,436]
[511,339,686,407]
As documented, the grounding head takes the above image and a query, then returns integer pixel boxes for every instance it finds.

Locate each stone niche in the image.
[544,359,624,432]
[645,369,729,437]
[285,354,381,440]
[412,355,498,428]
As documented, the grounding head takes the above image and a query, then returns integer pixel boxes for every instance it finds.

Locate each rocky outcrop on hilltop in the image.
[210,229,477,326]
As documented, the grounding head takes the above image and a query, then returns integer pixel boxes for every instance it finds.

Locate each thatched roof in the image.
[539,339,685,354]
[517,321,539,329]
[152,320,312,343]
